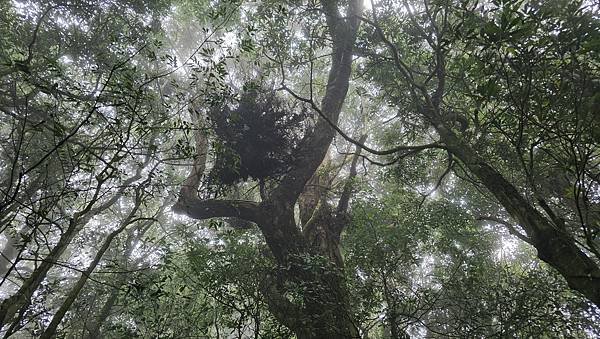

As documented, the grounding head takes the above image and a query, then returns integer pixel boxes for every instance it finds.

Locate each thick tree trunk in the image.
[258,206,358,339]
[173,2,362,337]
[267,143,365,338]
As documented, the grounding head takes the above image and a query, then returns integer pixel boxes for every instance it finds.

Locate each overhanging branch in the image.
[281,84,447,156]
[173,105,263,224]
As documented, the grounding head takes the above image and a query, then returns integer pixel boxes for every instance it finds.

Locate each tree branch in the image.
[282,85,447,156]
[336,134,367,215]
[476,215,533,245]
[172,106,263,224]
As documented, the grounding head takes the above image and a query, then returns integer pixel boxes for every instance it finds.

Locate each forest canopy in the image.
[0,0,599,338]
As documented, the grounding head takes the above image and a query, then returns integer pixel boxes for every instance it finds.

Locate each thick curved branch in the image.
[173,198,262,224]
[172,107,263,224]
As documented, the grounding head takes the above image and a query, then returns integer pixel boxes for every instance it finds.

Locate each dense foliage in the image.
[208,88,309,186]
[0,0,599,338]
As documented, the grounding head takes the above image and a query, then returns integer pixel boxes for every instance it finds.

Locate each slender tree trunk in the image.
[0,163,146,331]
[0,230,22,279]
[0,175,44,278]
[39,192,145,339]
[84,283,121,339]
[83,222,152,338]
[0,218,80,330]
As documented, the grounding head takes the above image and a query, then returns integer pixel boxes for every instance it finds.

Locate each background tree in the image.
[353,0,600,306]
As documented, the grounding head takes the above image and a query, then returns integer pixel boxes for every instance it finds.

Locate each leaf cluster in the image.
[207,87,309,186]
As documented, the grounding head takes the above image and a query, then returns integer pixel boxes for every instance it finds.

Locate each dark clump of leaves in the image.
[207,88,308,187]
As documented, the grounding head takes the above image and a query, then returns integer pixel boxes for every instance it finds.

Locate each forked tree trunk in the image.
[259,211,359,339]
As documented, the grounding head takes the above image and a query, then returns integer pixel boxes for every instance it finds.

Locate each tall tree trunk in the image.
[83,219,153,339]
[260,212,359,339]
[84,283,121,339]
[432,120,600,306]
[378,0,600,306]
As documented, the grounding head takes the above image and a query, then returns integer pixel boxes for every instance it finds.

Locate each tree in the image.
[1,0,599,338]
[349,0,600,306]
[0,0,173,335]
[173,1,364,337]
[345,185,600,337]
